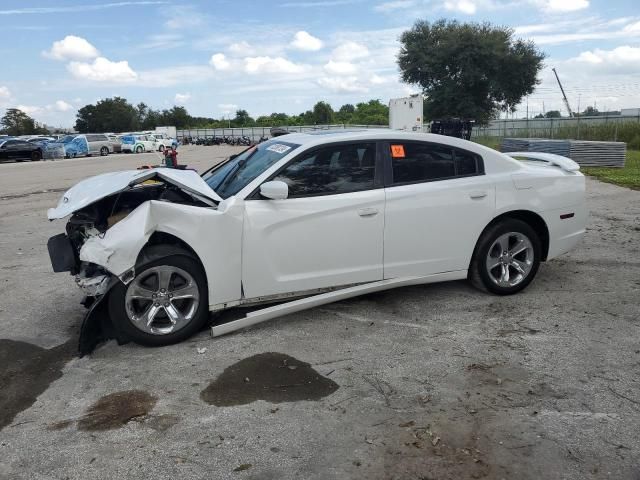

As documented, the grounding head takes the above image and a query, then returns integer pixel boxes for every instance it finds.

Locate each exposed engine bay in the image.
[65,183,210,277]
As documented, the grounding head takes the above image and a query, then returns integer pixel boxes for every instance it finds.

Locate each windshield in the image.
[203,139,300,199]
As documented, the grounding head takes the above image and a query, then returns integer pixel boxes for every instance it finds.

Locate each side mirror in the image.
[260,180,288,200]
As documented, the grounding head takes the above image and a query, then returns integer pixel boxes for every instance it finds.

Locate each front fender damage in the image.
[77,201,158,355]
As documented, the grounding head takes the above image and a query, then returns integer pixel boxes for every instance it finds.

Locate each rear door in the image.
[383,141,496,278]
[242,141,385,298]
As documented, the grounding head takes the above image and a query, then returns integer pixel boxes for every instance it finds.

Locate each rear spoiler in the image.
[504,152,580,172]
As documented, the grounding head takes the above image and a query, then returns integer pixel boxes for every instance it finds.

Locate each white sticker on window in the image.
[266,144,291,154]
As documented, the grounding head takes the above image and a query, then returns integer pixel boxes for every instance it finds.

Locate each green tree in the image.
[312,101,334,124]
[352,100,389,125]
[398,19,545,125]
[232,109,253,127]
[545,110,561,118]
[75,97,139,132]
[158,106,191,129]
[1,108,42,135]
[581,106,599,117]
[336,104,355,123]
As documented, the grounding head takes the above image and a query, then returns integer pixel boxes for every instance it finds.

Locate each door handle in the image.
[358,207,379,217]
[469,191,487,199]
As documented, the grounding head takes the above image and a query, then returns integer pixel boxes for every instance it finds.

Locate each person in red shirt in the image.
[164,145,178,168]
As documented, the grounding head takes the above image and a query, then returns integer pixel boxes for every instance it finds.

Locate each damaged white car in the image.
[47,131,586,353]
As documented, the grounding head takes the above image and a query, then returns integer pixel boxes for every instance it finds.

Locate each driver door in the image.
[241,141,385,299]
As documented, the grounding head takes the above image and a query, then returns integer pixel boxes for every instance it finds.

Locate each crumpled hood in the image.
[47,168,222,220]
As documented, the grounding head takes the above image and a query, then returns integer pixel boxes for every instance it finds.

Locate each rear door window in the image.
[388,142,482,185]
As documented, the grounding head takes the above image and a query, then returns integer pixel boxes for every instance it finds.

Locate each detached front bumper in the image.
[47,233,77,273]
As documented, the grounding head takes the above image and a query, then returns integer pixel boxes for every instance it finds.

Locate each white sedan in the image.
[47,131,586,352]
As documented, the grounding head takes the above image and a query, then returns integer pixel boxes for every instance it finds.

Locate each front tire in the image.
[108,246,209,346]
[136,146,143,154]
[158,145,165,152]
[469,219,541,295]
[100,146,109,156]
[31,150,42,161]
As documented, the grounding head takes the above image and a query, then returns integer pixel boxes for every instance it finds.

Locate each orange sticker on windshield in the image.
[391,144,405,158]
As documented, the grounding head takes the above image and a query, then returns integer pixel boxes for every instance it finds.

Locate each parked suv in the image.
[85,134,113,156]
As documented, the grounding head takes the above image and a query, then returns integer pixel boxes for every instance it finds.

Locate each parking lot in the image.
[1,146,639,480]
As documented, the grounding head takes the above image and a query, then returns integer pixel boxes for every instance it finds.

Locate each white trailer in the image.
[389,95,423,132]
[155,126,177,139]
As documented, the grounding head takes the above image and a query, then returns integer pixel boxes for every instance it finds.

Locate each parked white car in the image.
[120,134,159,153]
[47,131,586,352]
[147,132,177,151]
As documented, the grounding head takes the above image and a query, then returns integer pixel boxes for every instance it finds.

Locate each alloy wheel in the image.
[125,265,200,335]
[485,232,534,288]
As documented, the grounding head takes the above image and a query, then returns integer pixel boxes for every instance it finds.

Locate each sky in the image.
[0,0,639,128]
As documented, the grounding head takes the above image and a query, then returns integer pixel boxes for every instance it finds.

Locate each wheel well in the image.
[138,232,206,271]
[478,210,550,261]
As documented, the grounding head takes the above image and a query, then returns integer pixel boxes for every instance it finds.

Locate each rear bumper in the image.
[543,204,588,260]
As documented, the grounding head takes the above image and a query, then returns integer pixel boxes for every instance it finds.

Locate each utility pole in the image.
[552,67,573,117]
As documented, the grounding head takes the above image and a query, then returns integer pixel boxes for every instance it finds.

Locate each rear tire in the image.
[469,219,541,295]
[108,246,209,346]
[158,145,165,152]
[136,146,143,153]
[100,146,109,156]
[31,150,42,161]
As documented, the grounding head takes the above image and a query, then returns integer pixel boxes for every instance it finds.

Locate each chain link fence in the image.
[472,115,640,148]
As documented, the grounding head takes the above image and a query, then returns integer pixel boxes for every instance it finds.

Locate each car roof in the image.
[276,129,487,151]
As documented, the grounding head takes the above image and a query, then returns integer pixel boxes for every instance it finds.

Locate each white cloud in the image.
[324,60,358,75]
[67,57,138,83]
[44,35,100,61]
[174,93,191,104]
[279,0,363,6]
[218,103,238,115]
[210,53,231,71]
[0,2,168,15]
[535,0,589,12]
[54,100,73,112]
[244,56,306,74]
[0,86,11,104]
[136,65,215,87]
[317,76,368,93]
[229,41,254,56]
[374,0,416,12]
[16,104,43,116]
[369,73,392,84]
[572,46,640,73]
[444,0,477,14]
[290,31,323,51]
[622,21,640,33]
[331,41,369,61]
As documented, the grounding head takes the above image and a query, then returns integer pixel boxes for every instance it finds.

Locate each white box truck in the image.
[389,95,423,132]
